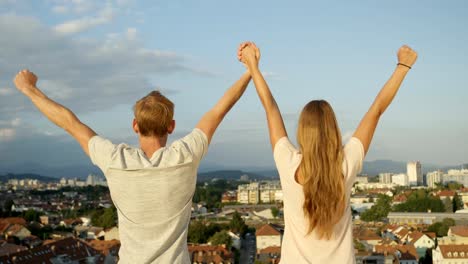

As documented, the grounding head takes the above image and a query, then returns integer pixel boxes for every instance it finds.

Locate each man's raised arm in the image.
[196,71,251,144]
[13,69,96,155]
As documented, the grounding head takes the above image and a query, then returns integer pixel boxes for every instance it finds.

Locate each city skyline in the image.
[0,1,467,175]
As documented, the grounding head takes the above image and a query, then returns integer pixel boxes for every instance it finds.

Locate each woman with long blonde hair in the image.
[238,42,417,263]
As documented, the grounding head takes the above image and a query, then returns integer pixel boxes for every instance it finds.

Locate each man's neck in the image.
[139,135,168,158]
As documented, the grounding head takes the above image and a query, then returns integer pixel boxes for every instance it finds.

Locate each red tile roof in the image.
[0,218,27,226]
[450,226,468,237]
[438,244,468,259]
[424,232,436,239]
[259,246,281,254]
[0,242,28,257]
[374,244,418,260]
[256,224,281,236]
[407,231,425,243]
[188,244,233,264]
[0,237,104,264]
[87,239,120,256]
[438,190,455,197]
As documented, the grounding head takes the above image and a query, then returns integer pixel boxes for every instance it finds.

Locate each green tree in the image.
[91,206,117,228]
[209,230,232,248]
[188,221,207,243]
[23,209,40,222]
[427,218,456,237]
[360,194,392,222]
[3,199,14,217]
[271,207,279,219]
[444,197,452,212]
[393,190,445,213]
[447,182,464,190]
[188,220,225,244]
[452,193,464,212]
[230,211,248,236]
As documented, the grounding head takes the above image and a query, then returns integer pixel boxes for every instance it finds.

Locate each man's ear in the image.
[167,120,176,134]
[132,119,139,134]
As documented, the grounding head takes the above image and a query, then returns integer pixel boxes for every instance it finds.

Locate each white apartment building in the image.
[442,169,468,187]
[427,170,443,188]
[407,161,422,186]
[356,176,368,184]
[238,181,282,204]
[392,173,409,186]
[379,173,393,184]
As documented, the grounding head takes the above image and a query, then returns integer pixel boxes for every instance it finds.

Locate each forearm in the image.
[211,71,251,116]
[370,65,410,116]
[25,86,80,133]
[249,66,279,112]
[248,64,287,148]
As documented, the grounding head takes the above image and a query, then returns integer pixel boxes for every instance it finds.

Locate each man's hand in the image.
[14,69,38,96]
[238,42,260,69]
[397,45,418,68]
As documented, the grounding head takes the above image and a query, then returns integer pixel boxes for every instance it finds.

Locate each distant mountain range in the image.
[197,170,275,182]
[1,160,465,181]
[0,173,58,183]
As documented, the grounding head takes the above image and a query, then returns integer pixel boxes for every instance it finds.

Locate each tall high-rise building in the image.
[407,161,422,186]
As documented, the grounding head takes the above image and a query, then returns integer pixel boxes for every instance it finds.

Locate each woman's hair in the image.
[296,100,345,240]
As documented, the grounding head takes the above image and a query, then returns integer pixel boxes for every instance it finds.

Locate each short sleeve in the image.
[343,137,365,183]
[273,137,301,175]
[88,135,117,173]
[179,128,209,162]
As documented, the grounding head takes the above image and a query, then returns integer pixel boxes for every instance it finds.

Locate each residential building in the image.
[356,176,368,184]
[104,227,120,241]
[446,226,468,245]
[221,191,237,203]
[442,169,468,187]
[427,170,443,188]
[379,173,393,184]
[407,161,422,186]
[374,244,419,264]
[256,224,282,252]
[433,244,468,264]
[388,212,468,225]
[188,244,234,264]
[392,173,409,186]
[257,246,281,264]
[459,188,468,209]
[0,237,104,263]
[237,181,282,204]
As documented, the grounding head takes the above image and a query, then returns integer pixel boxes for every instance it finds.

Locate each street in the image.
[239,233,256,264]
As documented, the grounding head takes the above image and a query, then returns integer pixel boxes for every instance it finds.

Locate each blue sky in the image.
[0,0,467,176]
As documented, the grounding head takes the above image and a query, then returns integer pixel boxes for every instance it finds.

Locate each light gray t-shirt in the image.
[88,128,208,264]
[274,137,364,264]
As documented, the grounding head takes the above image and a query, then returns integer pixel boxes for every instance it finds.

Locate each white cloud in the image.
[126,27,137,40]
[52,5,69,14]
[0,14,209,121]
[0,128,15,141]
[54,5,114,34]
[10,118,20,127]
[0,87,13,95]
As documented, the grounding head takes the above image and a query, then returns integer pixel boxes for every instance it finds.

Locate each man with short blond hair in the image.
[133,91,175,137]
[13,57,252,262]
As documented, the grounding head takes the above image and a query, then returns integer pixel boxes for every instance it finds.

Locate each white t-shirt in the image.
[88,128,208,264]
[273,137,364,264]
